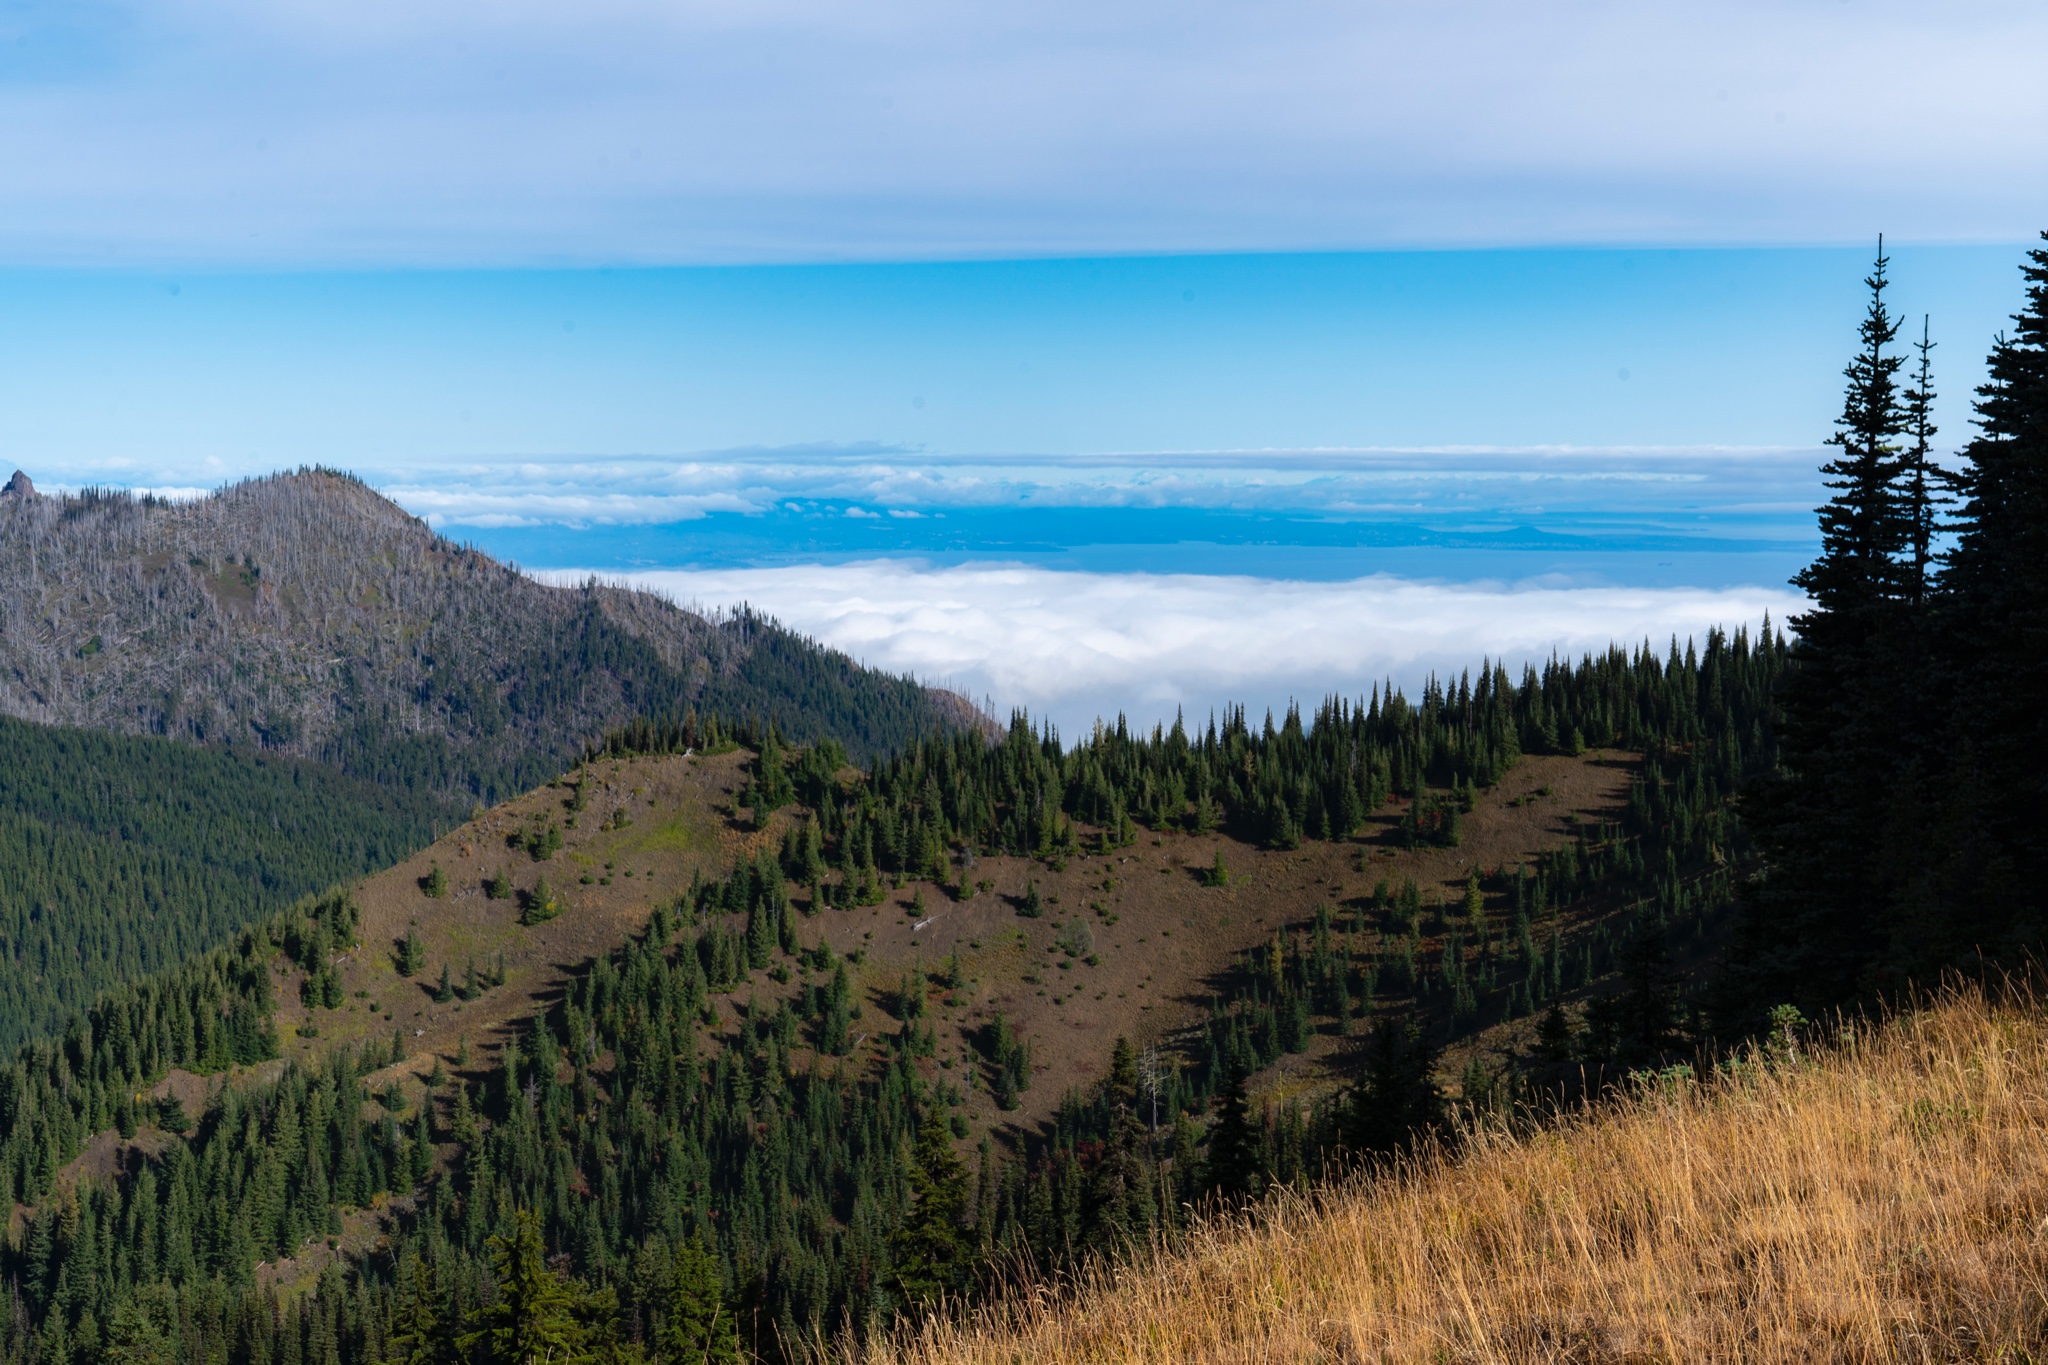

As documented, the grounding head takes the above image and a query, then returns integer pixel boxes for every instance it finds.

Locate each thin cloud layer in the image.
[560,560,1807,734]
[380,446,1824,535]
[0,0,2040,263]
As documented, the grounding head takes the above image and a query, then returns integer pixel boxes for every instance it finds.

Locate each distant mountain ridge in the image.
[0,467,972,801]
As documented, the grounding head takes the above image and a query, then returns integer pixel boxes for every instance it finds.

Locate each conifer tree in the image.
[1583,924,1681,1069]
[1202,1061,1263,1201]
[386,1255,445,1365]
[101,1301,173,1365]
[658,1238,740,1364]
[399,926,426,978]
[521,877,563,926]
[459,1211,589,1365]
[818,963,852,1055]
[1088,1038,1158,1246]
[1900,315,1944,607]
[1343,1019,1442,1158]
[1204,849,1230,888]
[155,1093,189,1133]
[1730,241,1918,1026]
[1921,233,2048,965]
[1534,1001,1574,1066]
[890,1110,973,1306]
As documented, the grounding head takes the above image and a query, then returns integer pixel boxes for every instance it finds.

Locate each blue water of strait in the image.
[471,503,1811,591]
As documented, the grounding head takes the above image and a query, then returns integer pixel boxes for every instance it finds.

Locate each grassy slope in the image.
[861,985,2048,1364]
[282,743,1640,1142]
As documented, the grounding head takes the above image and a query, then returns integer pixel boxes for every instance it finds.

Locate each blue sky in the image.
[2,0,2041,726]
[1,246,2024,497]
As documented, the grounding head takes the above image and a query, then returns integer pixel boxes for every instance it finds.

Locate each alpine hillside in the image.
[0,468,976,805]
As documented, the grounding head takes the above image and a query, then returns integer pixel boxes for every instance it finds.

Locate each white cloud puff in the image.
[555,561,1807,734]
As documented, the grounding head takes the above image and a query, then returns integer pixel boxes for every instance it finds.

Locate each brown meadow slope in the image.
[860,985,2048,1365]
[283,744,1639,1141]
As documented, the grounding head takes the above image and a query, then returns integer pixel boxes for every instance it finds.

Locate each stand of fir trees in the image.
[1721,235,2048,1031]
[604,623,1779,900]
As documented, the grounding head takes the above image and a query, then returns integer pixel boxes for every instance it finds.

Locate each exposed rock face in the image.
[1,471,34,500]
[0,468,958,799]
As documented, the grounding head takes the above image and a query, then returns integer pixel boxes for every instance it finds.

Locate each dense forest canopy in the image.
[0,715,453,1052]
[0,234,2041,1363]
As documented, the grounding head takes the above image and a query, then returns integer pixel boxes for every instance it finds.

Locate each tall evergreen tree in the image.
[386,1256,447,1365]
[1808,240,1913,609]
[1728,241,1918,1026]
[1901,315,1944,607]
[1087,1038,1159,1247]
[459,1211,591,1365]
[1202,1061,1264,1202]
[1583,924,1681,1070]
[658,1239,740,1365]
[1931,232,2048,960]
[1343,1020,1444,1158]
[889,1110,973,1307]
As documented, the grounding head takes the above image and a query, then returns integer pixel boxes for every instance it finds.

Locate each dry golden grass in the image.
[865,987,2048,1364]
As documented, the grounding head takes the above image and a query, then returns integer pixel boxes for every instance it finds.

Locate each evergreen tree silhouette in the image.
[1203,1060,1264,1201]
[890,1108,974,1306]
[1731,240,1918,1027]
[458,1210,589,1364]
[1932,232,2048,965]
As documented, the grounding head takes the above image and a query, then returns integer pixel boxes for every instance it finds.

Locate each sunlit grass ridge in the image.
[860,985,2048,1363]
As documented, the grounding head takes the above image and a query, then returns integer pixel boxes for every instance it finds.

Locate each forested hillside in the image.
[0,623,1777,1364]
[0,468,972,805]
[0,714,453,1051]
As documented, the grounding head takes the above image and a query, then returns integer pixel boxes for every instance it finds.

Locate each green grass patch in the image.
[619,806,718,857]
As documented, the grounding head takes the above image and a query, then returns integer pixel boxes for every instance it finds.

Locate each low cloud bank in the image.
[554,561,1806,736]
